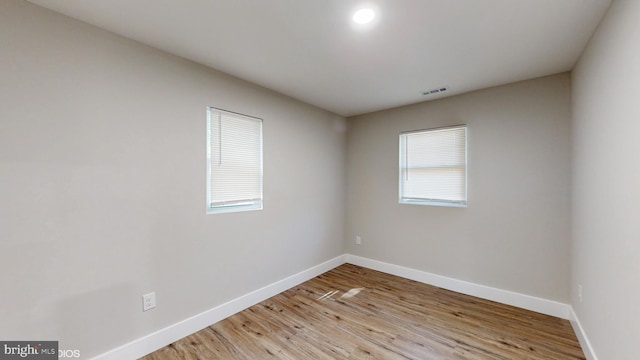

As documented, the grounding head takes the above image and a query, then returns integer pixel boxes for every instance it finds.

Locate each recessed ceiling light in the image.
[353,8,375,24]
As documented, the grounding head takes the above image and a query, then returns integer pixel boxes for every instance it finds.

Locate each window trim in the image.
[206,107,263,214]
[398,124,468,208]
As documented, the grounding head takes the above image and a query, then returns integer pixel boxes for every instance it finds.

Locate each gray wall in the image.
[572,1,640,359]
[0,1,345,358]
[346,74,572,302]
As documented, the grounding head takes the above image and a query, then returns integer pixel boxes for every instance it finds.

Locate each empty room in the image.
[2,0,639,359]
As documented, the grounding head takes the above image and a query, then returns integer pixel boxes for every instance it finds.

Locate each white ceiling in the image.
[28,0,611,117]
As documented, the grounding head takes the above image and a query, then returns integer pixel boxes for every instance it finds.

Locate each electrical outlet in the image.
[143,292,156,312]
[356,236,362,245]
[578,285,583,303]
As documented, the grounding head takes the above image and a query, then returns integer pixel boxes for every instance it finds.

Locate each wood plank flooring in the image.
[140,264,585,359]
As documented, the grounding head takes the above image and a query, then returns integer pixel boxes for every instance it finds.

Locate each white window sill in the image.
[207,202,263,214]
[399,199,467,208]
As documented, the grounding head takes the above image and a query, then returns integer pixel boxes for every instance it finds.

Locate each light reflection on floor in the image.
[317,287,364,301]
[341,287,363,299]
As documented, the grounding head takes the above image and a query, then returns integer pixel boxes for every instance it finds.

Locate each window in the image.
[399,125,467,207]
[207,107,263,214]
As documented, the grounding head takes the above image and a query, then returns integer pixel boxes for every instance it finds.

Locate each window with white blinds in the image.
[399,125,467,207]
[207,107,263,214]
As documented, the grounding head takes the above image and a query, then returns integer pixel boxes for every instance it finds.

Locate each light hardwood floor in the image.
[141,264,585,359]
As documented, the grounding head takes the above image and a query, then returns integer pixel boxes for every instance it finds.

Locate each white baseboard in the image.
[91,254,347,360]
[92,253,582,359]
[569,307,598,360]
[345,254,571,320]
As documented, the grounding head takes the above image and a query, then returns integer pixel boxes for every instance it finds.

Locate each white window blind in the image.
[207,107,263,213]
[399,125,467,207]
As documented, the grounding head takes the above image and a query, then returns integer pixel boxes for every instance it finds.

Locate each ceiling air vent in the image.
[422,87,448,96]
